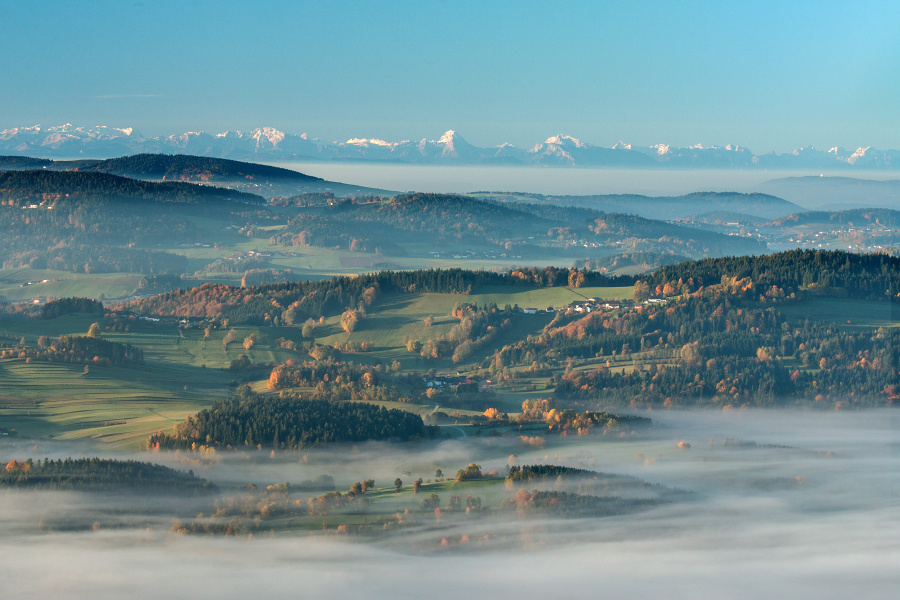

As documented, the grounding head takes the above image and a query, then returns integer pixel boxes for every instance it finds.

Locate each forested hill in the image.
[74,153,325,183]
[644,250,899,301]
[0,169,266,206]
[765,208,900,228]
[0,155,54,169]
[273,192,766,258]
[0,153,395,198]
[477,191,804,220]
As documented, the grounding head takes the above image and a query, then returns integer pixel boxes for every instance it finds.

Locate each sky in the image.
[1,0,898,153]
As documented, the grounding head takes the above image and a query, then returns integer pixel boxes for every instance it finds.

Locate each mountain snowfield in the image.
[1,123,898,169]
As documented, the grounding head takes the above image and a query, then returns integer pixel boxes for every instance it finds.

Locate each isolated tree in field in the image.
[483,407,502,420]
[393,478,403,492]
[456,463,482,482]
[243,334,256,351]
[87,322,101,338]
[341,309,360,333]
[222,330,236,349]
[435,469,443,480]
[349,481,363,496]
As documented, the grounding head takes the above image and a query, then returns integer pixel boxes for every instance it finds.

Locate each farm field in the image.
[0,360,221,449]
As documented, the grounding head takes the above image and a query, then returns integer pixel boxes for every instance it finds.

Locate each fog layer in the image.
[1,409,897,599]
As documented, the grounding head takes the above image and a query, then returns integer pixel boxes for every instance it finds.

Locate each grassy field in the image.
[0,359,223,450]
[0,269,144,303]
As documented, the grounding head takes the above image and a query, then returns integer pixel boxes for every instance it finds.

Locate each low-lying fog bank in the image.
[1,409,897,599]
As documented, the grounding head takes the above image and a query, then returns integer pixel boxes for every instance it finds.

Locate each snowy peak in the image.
[251,127,286,148]
[544,134,587,148]
[437,129,458,145]
[345,138,396,148]
[0,123,896,169]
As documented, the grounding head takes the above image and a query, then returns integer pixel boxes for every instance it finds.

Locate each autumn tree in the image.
[243,334,256,351]
[633,281,650,303]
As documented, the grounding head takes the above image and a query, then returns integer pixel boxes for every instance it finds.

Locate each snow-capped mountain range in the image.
[1,124,898,169]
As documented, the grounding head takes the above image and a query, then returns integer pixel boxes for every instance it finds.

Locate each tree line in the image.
[1,457,213,493]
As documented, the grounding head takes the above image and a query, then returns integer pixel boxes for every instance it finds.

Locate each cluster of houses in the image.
[423,375,478,392]
[555,296,667,315]
[566,298,624,313]
[109,310,211,328]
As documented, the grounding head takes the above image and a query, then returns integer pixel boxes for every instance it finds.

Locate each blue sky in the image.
[1,0,897,152]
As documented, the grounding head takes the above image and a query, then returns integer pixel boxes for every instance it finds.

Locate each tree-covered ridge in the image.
[484,279,895,407]
[0,155,54,169]
[1,457,214,493]
[477,190,802,220]
[643,250,899,300]
[765,207,900,228]
[77,153,324,183]
[120,267,629,324]
[0,174,272,274]
[274,193,554,251]
[147,392,432,450]
[272,192,764,257]
[0,169,265,206]
[574,251,691,273]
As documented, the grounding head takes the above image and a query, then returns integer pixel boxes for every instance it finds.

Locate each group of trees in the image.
[146,390,432,450]
[501,489,659,518]
[41,297,103,319]
[266,359,414,404]
[1,457,212,493]
[1,334,143,366]
[407,303,513,363]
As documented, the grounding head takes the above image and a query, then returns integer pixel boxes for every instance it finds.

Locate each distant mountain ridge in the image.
[2,123,899,169]
[0,169,266,206]
[474,191,804,221]
[0,153,395,198]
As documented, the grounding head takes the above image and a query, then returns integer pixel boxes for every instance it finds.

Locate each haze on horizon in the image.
[1,1,898,154]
